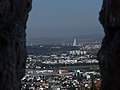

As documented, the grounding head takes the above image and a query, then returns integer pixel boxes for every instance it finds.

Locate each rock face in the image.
[98,0,120,90]
[0,0,32,90]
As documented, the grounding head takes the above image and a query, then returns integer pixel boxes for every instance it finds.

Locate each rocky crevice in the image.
[0,0,32,90]
[98,0,120,90]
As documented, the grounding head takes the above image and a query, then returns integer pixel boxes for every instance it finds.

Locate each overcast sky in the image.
[26,0,104,39]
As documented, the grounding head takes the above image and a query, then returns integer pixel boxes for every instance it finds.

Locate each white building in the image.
[73,38,77,46]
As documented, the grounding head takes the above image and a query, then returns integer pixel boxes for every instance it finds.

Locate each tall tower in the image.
[73,38,77,46]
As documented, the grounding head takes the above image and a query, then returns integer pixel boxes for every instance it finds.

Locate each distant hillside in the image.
[27,34,104,45]
[27,45,79,55]
[75,34,104,40]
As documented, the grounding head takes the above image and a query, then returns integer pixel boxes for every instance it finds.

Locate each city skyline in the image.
[27,0,103,39]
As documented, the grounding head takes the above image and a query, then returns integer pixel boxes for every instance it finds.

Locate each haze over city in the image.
[27,0,104,39]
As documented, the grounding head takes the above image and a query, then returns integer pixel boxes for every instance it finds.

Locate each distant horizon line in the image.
[27,33,104,39]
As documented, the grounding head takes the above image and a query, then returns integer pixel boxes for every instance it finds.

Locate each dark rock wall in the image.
[98,0,120,90]
[0,0,32,90]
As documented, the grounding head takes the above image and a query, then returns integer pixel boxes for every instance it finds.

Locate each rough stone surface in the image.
[98,0,120,90]
[0,0,32,90]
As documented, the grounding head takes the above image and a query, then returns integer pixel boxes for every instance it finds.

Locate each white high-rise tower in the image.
[73,38,77,46]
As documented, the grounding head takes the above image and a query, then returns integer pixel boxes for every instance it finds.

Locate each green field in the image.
[58,65,99,70]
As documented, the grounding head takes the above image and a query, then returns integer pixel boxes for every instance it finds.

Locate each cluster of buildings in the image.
[26,52,98,68]
[21,39,101,90]
[21,69,101,90]
[26,39,100,68]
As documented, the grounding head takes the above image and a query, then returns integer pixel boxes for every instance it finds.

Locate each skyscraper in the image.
[73,38,77,46]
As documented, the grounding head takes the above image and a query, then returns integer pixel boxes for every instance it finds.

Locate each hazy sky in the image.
[26,0,104,39]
